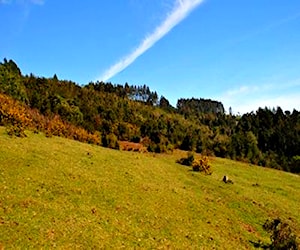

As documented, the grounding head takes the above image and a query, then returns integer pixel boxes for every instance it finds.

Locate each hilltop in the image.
[0,127,299,248]
[0,58,300,173]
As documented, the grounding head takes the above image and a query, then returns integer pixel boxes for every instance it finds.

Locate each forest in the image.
[0,58,299,173]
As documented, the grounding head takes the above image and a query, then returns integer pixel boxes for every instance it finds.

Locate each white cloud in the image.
[230,94,300,114]
[218,79,300,114]
[97,0,204,82]
[223,84,272,99]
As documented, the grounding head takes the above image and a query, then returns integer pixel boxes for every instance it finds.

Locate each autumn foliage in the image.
[192,156,213,175]
[0,93,31,137]
[177,152,213,175]
[1,58,300,172]
[119,141,147,152]
[0,93,101,145]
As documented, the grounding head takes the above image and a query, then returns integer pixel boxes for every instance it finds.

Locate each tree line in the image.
[0,58,299,173]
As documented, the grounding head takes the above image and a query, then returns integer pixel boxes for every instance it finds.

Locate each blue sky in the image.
[1,0,300,114]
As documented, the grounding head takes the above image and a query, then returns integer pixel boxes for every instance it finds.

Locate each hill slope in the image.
[0,127,299,249]
[1,58,300,173]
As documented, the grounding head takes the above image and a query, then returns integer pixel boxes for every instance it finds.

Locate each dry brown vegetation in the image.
[0,93,101,144]
[119,141,147,152]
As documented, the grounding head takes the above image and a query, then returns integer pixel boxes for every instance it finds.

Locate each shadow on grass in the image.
[249,240,270,249]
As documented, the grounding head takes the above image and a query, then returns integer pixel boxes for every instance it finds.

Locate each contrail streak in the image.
[98,0,204,82]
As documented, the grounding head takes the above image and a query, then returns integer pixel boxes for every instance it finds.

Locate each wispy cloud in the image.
[98,0,204,82]
[218,79,300,114]
[229,94,300,115]
[0,0,45,5]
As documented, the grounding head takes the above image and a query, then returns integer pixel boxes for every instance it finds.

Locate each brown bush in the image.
[177,152,213,175]
[0,93,101,144]
[119,141,147,152]
[192,156,213,175]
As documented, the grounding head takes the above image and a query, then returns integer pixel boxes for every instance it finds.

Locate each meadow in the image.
[0,127,299,249]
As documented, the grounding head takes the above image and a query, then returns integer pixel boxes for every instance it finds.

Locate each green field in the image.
[0,127,299,249]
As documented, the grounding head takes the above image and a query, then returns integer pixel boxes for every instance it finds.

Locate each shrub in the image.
[177,152,213,175]
[102,133,119,149]
[290,156,300,173]
[0,93,31,137]
[0,93,102,144]
[263,218,299,250]
[177,151,194,166]
[6,124,26,138]
[192,156,213,175]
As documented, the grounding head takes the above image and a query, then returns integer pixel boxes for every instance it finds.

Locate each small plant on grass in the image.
[263,218,299,250]
[176,151,194,166]
[177,152,213,175]
[192,156,213,175]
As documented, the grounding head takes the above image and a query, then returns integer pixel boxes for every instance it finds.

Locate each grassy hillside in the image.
[0,127,299,249]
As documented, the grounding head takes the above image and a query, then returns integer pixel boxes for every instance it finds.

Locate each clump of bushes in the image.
[263,218,299,250]
[177,151,194,166]
[192,156,213,175]
[177,152,213,175]
[6,124,27,138]
[0,93,102,144]
[102,133,119,149]
[0,93,31,137]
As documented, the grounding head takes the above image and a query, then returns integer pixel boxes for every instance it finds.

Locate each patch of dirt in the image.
[242,223,258,236]
[119,141,147,152]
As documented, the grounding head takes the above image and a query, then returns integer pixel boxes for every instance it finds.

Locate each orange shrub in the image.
[0,93,101,144]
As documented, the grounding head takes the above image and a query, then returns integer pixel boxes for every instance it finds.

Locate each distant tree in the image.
[159,95,174,111]
[53,74,58,81]
[0,59,28,102]
[245,131,260,164]
[102,133,119,149]
[290,156,300,173]
[177,98,225,116]
[2,58,300,173]
[229,106,232,116]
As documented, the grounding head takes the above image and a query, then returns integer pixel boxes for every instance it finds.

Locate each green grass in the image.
[0,127,299,249]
